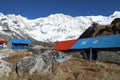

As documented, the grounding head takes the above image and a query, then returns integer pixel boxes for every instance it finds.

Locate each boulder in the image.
[0,60,12,77]
[28,41,55,54]
[16,54,54,76]
[0,49,13,77]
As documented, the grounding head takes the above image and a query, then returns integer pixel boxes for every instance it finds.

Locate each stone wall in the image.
[97,48,120,64]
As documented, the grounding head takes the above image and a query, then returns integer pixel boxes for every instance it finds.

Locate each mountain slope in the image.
[79,18,120,39]
[0,11,120,42]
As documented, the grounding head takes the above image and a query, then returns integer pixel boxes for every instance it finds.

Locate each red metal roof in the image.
[54,39,78,50]
[0,40,8,43]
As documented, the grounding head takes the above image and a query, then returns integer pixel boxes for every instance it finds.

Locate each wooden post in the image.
[89,48,92,60]
[83,51,87,59]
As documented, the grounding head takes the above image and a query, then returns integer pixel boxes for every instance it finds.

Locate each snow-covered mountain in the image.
[0,11,120,42]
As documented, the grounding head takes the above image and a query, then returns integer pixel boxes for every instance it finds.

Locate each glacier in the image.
[0,11,120,42]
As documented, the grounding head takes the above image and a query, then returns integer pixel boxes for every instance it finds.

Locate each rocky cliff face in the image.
[79,18,120,38]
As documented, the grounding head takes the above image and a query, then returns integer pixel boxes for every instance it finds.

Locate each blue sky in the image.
[0,0,120,19]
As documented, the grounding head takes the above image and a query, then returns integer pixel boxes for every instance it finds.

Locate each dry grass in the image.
[0,73,50,80]
[52,58,120,80]
[1,51,120,80]
[9,50,26,57]
[3,50,33,72]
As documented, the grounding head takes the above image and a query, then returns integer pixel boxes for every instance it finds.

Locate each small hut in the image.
[7,38,32,50]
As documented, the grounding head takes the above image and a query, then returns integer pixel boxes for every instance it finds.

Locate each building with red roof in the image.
[54,39,78,51]
[0,40,8,48]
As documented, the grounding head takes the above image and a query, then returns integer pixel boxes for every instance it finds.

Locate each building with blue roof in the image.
[70,34,120,61]
[71,34,120,49]
[7,38,32,50]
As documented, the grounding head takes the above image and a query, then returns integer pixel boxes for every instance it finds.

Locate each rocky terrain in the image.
[0,42,120,80]
[79,18,120,38]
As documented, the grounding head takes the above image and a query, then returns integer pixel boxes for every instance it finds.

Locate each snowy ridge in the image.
[0,11,120,42]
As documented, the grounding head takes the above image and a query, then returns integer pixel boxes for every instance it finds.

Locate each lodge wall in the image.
[97,48,120,64]
[61,48,120,64]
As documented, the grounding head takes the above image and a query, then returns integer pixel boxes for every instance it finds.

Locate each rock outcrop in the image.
[0,49,14,77]
[79,18,120,38]
[28,41,55,54]
[0,60,12,77]
[16,54,54,76]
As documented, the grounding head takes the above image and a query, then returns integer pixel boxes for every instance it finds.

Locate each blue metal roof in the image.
[10,38,32,44]
[71,34,120,49]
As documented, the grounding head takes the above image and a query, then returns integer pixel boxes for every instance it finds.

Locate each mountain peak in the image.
[48,13,72,19]
[0,13,4,16]
[113,11,120,16]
